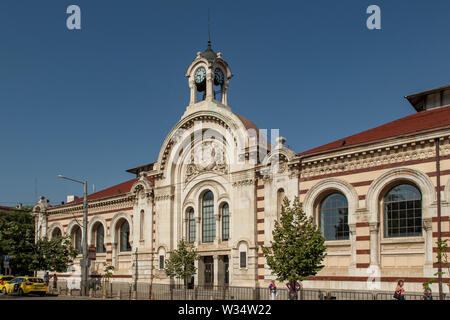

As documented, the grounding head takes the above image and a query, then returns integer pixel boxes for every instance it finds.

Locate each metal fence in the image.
[53,280,448,300]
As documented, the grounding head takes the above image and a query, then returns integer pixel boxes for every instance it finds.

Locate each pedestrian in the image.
[44,272,50,286]
[286,279,302,300]
[393,279,405,300]
[422,282,432,300]
[52,273,58,292]
[268,280,277,300]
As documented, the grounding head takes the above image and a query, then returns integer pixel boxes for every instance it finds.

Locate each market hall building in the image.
[33,42,450,293]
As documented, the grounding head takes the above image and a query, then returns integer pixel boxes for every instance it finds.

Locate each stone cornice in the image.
[298,134,450,180]
[47,194,134,216]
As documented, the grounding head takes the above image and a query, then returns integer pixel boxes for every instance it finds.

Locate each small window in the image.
[95,223,106,253]
[140,210,145,240]
[240,252,247,268]
[119,220,131,252]
[159,255,165,269]
[188,209,196,243]
[222,203,230,241]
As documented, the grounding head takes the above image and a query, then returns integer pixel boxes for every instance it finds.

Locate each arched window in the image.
[51,228,62,239]
[277,188,285,219]
[202,191,215,243]
[319,193,349,241]
[95,223,106,253]
[222,203,230,241]
[384,184,422,238]
[119,220,131,252]
[140,210,145,240]
[72,226,82,253]
[188,208,196,243]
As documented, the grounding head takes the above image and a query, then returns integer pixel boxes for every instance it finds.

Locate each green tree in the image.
[165,239,199,286]
[0,209,35,275]
[261,197,327,285]
[33,235,79,272]
[0,208,78,275]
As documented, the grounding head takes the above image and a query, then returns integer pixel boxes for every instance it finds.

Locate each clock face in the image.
[214,68,224,85]
[194,67,206,84]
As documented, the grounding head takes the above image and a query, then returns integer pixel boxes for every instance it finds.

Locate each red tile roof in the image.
[298,106,450,157]
[58,176,154,206]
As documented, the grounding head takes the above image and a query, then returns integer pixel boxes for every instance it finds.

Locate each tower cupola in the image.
[185,41,232,107]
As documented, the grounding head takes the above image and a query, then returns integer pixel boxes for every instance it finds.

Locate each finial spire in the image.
[207,8,211,49]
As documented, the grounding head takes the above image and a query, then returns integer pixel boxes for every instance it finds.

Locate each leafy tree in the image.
[262,197,327,285]
[165,239,199,286]
[0,208,78,275]
[0,209,35,275]
[33,235,79,272]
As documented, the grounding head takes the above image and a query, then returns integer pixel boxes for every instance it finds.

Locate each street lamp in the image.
[58,174,89,296]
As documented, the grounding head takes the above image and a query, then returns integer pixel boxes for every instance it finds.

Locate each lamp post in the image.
[58,174,89,296]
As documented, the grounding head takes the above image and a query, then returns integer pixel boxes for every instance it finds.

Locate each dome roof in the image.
[200,41,217,62]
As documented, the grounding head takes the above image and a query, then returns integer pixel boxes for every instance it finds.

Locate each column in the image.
[195,217,201,244]
[213,255,219,287]
[214,214,220,244]
[194,259,199,286]
[189,80,196,105]
[369,222,379,267]
[349,224,357,269]
[423,218,433,274]
[206,69,213,101]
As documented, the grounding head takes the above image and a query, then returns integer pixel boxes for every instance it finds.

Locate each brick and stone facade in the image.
[33,44,450,294]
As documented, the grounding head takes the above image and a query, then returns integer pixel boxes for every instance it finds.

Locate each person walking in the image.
[286,280,302,300]
[44,272,50,286]
[268,280,277,300]
[394,279,405,300]
[52,273,58,294]
[422,282,433,300]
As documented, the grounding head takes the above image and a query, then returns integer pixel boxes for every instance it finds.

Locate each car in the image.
[4,277,47,296]
[0,276,15,294]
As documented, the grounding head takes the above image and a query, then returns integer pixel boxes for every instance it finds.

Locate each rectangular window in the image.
[222,204,230,241]
[189,210,196,243]
[159,255,164,269]
[240,252,246,269]
[202,195,215,243]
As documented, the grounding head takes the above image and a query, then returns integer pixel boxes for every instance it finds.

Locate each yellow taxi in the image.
[0,276,15,294]
[4,277,47,296]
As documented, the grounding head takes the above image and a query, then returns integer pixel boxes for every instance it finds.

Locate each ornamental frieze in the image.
[185,140,228,184]
[300,139,448,179]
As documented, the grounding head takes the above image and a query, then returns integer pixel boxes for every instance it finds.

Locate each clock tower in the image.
[185,40,232,108]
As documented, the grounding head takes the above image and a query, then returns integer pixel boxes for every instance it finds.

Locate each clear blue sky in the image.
[1,0,449,206]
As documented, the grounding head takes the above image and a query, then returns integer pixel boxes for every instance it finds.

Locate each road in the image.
[0,293,97,300]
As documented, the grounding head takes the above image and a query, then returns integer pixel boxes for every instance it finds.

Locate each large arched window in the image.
[202,191,215,243]
[384,184,422,238]
[95,223,106,253]
[188,208,196,243]
[72,226,82,253]
[222,203,230,241]
[51,228,62,239]
[119,220,131,252]
[319,193,349,240]
[277,188,285,219]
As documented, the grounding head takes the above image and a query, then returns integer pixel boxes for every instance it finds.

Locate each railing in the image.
[53,280,448,300]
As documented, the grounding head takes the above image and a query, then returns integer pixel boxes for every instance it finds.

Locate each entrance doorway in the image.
[204,256,214,287]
